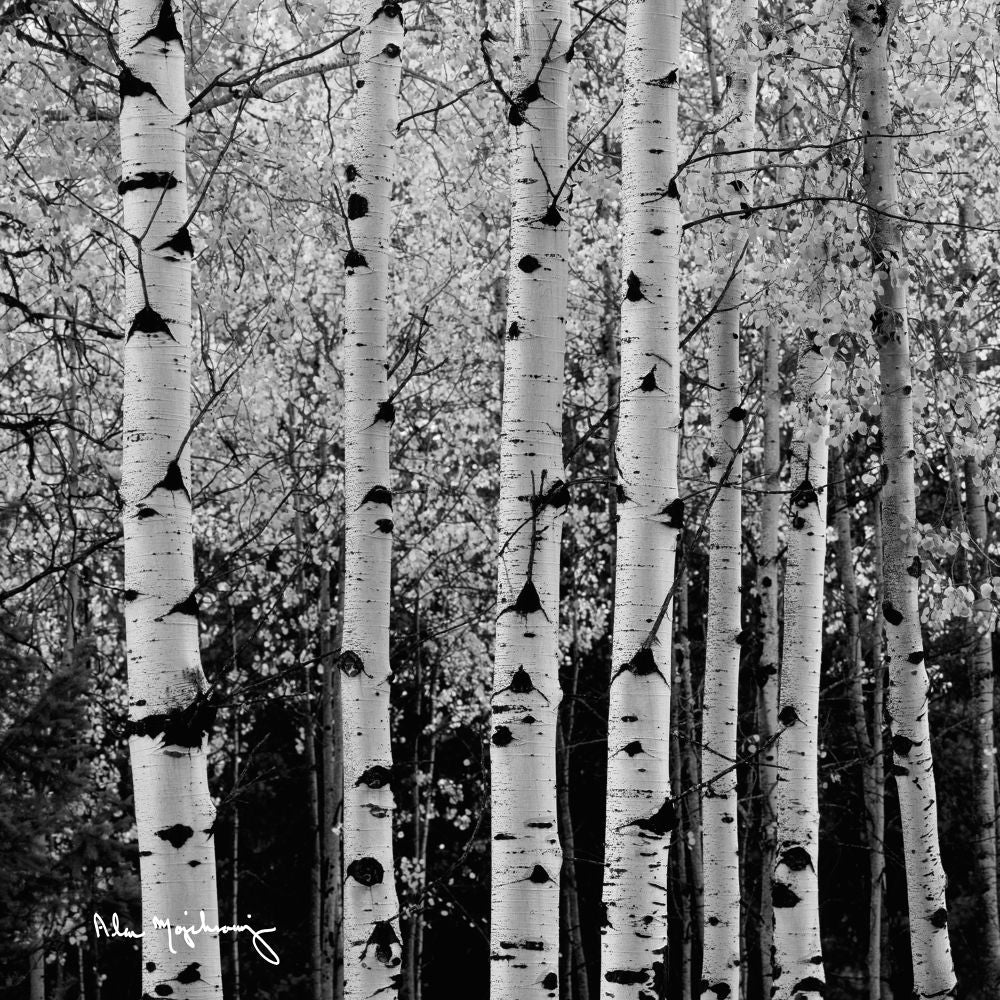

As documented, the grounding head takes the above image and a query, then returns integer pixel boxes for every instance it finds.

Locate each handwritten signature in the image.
[93,912,280,965]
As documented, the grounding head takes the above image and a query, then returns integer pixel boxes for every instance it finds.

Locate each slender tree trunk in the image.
[489,0,569,994]
[29,942,44,1000]
[700,2,758,995]
[601,0,681,996]
[320,546,343,1000]
[329,547,347,1000]
[118,0,223,993]
[755,321,781,1000]
[848,2,956,994]
[831,450,883,1000]
[772,331,832,999]
[871,502,888,1000]
[676,571,703,991]
[340,1,405,994]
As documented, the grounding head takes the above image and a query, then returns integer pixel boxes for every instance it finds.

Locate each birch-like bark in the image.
[601,0,681,995]
[700,1,757,995]
[755,323,781,1000]
[340,1,405,995]
[772,333,832,999]
[871,503,888,1000]
[849,1,956,993]
[118,0,223,993]
[489,0,569,993]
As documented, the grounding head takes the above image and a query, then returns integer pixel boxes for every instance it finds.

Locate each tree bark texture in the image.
[489,0,570,993]
[600,0,682,995]
[699,0,758,995]
[340,2,405,996]
[849,1,956,994]
[118,0,224,994]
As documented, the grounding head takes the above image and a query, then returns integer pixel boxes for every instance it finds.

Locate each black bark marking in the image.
[375,1,402,21]
[375,518,393,533]
[707,984,732,999]
[119,68,166,108]
[345,164,358,182]
[338,650,369,678]
[907,650,924,664]
[345,249,368,269]
[124,589,140,602]
[346,857,385,886]
[882,601,904,626]
[359,485,392,508]
[542,972,558,990]
[382,42,400,58]
[792,515,806,531]
[540,204,562,227]
[790,977,825,995]
[660,497,684,528]
[500,939,545,950]
[639,366,659,391]
[728,178,748,195]
[507,321,521,340]
[929,907,948,929]
[616,484,630,504]
[494,832,516,840]
[356,765,392,788]
[153,226,194,257]
[162,590,198,618]
[492,725,515,747]
[374,400,396,424]
[521,714,536,724]
[771,882,801,908]
[175,964,201,984]
[625,271,646,302]
[134,0,183,46]
[612,645,669,686]
[137,506,159,519]
[511,666,535,694]
[892,733,917,756]
[142,459,188,500]
[347,193,369,220]
[620,740,644,756]
[541,478,570,508]
[127,305,173,341]
[907,555,922,578]
[498,579,546,619]
[362,921,401,966]
[528,864,553,884]
[126,693,216,748]
[146,963,157,972]
[518,254,541,273]
[728,405,748,422]
[119,171,178,196]
[356,79,365,89]
[625,797,678,836]
[650,69,678,87]
[779,846,813,871]
[155,823,193,849]
[519,81,542,105]
[735,629,749,645]
[154,986,173,996]
[778,705,800,726]
[605,970,648,985]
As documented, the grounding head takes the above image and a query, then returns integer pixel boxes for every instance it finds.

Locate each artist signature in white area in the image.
[93,912,280,965]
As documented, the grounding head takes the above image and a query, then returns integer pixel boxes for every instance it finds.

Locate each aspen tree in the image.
[849,0,956,993]
[600,0,682,994]
[488,0,570,992]
[772,328,832,1000]
[755,323,781,1000]
[118,0,223,994]
[699,0,757,994]
[339,1,405,995]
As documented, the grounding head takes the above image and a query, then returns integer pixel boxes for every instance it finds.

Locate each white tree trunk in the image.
[699,0,757,995]
[489,0,570,994]
[340,2,405,997]
[119,0,223,994]
[848,1,956,994]
[600,0,682,995]
[755,322,781,1000]
[772,331,832,999]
